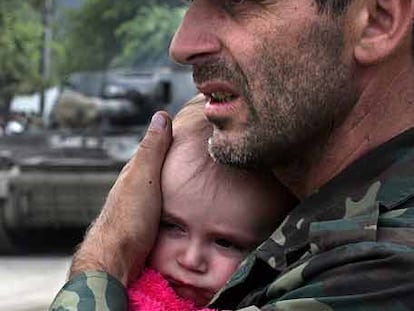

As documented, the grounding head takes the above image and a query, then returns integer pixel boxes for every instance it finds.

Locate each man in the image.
[50,0,414,310]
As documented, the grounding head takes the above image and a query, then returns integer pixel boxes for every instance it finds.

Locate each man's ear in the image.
[353,0,412,65]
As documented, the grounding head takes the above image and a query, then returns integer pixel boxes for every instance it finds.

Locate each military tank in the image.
[0,63,197,253]
[0,129,143,252]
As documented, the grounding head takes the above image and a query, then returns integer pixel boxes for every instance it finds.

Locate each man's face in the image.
[170,0,358,168]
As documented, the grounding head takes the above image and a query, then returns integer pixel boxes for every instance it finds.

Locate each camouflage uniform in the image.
[50,128,414,311]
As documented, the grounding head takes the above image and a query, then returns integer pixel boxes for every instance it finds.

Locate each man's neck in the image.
[274,62,414,199]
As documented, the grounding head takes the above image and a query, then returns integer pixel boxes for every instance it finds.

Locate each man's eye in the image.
[183,0,246,2]
[222,0,252,14]
[224,0,246,8]
[183,0,247,11]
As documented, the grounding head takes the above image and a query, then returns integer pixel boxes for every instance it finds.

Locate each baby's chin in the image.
[171,284,212,307]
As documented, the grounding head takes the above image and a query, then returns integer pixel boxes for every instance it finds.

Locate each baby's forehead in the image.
[163,139,228,184]
[163,139,272,196]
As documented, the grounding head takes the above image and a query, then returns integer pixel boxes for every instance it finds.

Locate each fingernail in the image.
[150,112,166,131]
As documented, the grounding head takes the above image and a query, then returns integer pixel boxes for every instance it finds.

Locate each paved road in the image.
[0,256,71,311]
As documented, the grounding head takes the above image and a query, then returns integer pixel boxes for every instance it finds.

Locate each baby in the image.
[128,96,296,311]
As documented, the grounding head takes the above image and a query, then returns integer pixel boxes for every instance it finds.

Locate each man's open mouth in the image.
[210,91,237,103]
[197,81,240,105]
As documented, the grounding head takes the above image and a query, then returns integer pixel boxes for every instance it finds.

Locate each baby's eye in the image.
[160,220,183,232]
[215,238,241,251]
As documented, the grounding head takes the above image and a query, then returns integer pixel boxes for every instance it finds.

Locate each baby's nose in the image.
[177,243,208,274]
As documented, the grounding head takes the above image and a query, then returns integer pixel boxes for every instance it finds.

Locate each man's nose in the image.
[177,242,208,273]
[169,0,221,65]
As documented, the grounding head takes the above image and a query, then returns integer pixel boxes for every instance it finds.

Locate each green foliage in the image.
[113,5,185,68]
[58,0,141,72]
[59,0,187,73]
[0,0,67,114]
[0,0,43,97]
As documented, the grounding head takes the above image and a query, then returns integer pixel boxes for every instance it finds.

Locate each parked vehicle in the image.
[52,63,196,128]
[0,63,197,252]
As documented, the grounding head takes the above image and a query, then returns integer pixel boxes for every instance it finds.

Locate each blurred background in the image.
[0,0,196,310]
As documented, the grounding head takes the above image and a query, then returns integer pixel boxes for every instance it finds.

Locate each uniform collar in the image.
[257,127,414,271]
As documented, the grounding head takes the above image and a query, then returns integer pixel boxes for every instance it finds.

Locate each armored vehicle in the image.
[52,62,196,128]
[0,64,197,252]
[0,129,142,252]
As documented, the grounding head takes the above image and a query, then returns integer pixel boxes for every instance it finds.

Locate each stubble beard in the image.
[203,19,358,170]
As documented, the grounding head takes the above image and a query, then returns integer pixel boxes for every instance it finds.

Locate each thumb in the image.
[131,111,172,178]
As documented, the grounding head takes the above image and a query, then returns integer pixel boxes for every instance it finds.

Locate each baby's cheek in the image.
[210,255,244,291]
[147,235,173,272]
[147,247,164,272]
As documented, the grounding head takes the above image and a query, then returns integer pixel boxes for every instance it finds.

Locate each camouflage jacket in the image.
[50,128,414,311]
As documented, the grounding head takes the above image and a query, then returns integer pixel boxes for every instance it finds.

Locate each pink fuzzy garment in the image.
[128,269,216,311]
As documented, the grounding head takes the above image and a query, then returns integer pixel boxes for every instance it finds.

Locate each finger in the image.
[111,110,172,215]
[130,111,172,179]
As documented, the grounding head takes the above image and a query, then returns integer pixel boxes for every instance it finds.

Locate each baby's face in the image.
[148,141,279,306]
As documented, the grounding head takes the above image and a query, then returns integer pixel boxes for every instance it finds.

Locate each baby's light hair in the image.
[172,94,211,149]
[167,94,215,180]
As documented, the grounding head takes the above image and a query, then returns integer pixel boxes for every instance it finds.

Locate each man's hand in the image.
[69,111,172,286]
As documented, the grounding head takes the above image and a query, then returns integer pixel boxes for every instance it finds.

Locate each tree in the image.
[113,4,185,68]
[0,0,65,115]
[58,0,139,72]
[0,0,43,113]
[59,0,186,73]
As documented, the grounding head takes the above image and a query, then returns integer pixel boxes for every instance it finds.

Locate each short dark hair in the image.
[315,0,353,15]
[316,0,414,55]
